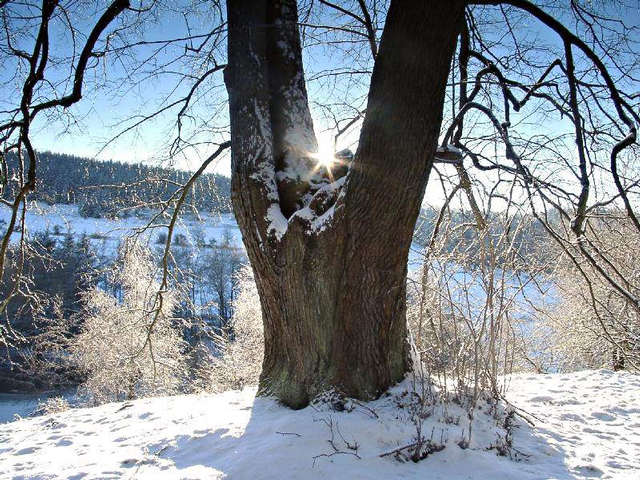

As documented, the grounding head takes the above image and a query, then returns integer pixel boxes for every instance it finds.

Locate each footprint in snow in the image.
[68,473,88,480]
[574,464,604,477]
[529,395,554,403]
[591,412,616,422]
[15,446,39,455]
[560,413,585,423]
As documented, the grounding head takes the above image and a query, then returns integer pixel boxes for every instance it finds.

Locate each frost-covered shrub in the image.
[200,265,264,392]
[405,212,547,448]
[70,242,188,404]
[32,396,71,416]
[536,299,613,372]
[406,216,535,394]
[537,218,640,372]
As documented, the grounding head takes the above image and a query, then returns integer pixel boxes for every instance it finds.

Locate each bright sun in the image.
[312,138,337,172]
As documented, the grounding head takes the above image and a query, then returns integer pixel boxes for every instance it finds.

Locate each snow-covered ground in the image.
[1,370,638,479]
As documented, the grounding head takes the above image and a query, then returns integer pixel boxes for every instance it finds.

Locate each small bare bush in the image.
[409,214,542,386]
[407,204,550,446]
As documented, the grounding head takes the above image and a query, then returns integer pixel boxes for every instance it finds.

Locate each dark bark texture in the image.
[225,0,465,408]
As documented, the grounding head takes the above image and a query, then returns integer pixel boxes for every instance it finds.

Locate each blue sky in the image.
[23,3,226,170]
[15,1,368,177]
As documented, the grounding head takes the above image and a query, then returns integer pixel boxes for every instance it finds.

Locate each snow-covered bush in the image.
[406,209,550,446]
[32,396,71,416]
[408,215,539,390]
[200,264,264,392]
[536,216,640,372]
[70,242,188,404]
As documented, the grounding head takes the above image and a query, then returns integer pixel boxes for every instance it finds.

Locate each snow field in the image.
[1,370,638,479]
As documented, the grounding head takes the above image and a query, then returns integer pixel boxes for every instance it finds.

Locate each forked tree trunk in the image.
[225,0,465,408]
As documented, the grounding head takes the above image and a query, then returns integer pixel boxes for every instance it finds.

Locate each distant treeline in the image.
[3,151,231,218]
[413,207,551,269]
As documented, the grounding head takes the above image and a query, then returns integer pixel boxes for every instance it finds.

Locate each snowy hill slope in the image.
[0,202,243,256]
[1,370,638,479]
[0,202,433,268]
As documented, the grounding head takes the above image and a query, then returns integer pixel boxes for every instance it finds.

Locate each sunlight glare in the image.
[312,138,337,173]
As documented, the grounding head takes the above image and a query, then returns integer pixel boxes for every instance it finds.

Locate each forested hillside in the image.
[2,152,231,218]
[1,151,548,262]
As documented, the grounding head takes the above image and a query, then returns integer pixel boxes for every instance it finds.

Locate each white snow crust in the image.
[1,370,639,479]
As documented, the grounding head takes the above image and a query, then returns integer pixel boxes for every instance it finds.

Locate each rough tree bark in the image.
[225,0,465,408]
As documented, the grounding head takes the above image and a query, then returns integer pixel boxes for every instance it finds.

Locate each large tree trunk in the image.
[225,0,465,408]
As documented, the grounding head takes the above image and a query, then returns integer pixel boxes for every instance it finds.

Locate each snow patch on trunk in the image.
[265,204,288,240]
[435,144,464,163]
[289,176,346,234]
